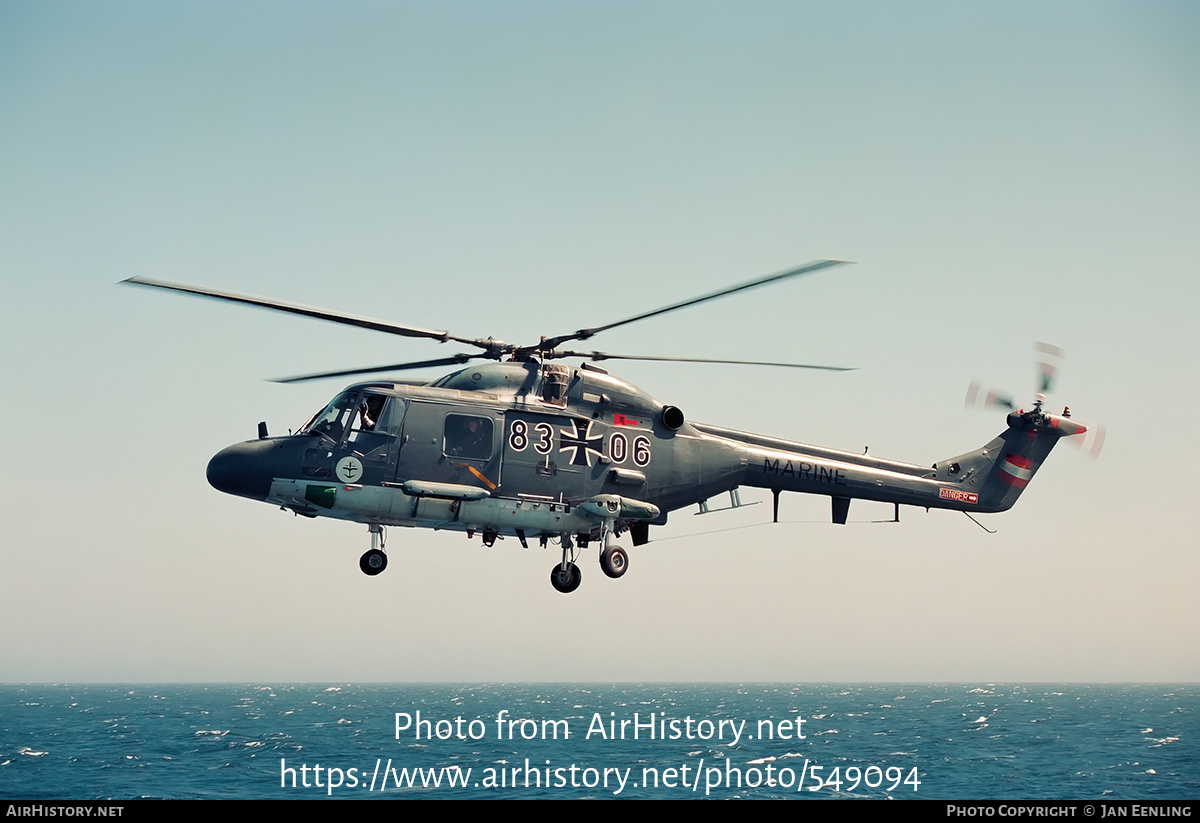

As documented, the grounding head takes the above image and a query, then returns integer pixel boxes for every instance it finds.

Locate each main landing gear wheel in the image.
[550,562,582,594]
[600,546,628,579]
[359,549,388,576]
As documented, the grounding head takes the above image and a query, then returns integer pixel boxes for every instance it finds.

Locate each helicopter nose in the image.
[206,440,274,501]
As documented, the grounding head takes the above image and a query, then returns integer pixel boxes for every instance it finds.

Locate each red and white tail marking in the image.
[999,453,1034,488]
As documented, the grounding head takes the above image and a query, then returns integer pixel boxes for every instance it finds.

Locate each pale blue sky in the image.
[1,1,1197,681]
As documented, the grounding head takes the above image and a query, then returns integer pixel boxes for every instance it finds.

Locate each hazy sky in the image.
[2,1,1197,682]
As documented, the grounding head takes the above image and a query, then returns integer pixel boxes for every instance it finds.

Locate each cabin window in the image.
[443,414,493,460]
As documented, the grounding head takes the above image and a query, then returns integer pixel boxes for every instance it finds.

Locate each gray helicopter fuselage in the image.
[209,360,745,539]
[207,359,1066,549]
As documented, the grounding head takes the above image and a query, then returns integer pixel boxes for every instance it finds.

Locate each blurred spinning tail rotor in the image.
[1035,341,1064,397]
[1063,411,1107,459]
[965,342,1105,457]
[964,381,1016,411]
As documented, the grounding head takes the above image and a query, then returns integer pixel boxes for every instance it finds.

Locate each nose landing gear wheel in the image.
[360,549,388,576]
[599,546,628,579]
[550,562,582,593]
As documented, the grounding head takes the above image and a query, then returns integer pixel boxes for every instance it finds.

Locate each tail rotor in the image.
[965,381,1016,412]
[1035,341,1064,396]
[1064,413,1106,458]
[965,343,1104,457]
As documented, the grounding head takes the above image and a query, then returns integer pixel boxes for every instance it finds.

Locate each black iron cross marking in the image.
[559,419,604,467]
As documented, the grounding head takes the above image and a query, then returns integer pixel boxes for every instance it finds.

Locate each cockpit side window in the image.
[350,393,387,433]
[347,393,400,456]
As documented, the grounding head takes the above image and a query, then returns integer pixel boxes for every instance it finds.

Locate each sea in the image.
[1,683,1195,800]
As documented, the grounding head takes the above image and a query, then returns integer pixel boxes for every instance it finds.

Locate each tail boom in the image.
[699,409,1081,520]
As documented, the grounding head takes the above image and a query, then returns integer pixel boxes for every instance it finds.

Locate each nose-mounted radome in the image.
[206,439,275,501]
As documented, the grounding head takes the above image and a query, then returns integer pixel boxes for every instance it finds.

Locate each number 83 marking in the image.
[508,420,554,454]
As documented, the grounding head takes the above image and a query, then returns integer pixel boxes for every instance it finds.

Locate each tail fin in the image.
[935,409,1086,512]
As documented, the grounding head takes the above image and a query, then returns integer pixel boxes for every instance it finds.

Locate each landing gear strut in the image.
[550,535,581,594]
[547,521,631,592]
[359,525,387,576]
[597,516,629,579]
[599,545,628,579]
[360,549,387,575]
[549,562,581,593]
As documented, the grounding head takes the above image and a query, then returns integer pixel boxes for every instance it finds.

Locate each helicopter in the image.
[124,261,1090,593]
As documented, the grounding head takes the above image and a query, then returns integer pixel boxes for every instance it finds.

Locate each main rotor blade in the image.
[122,276,491,349]
[554,350,855,371]
[271,354,482,384]
[537,259,850,350]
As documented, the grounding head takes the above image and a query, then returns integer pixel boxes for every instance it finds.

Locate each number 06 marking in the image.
[609,432,627,463]
[633,435,651,467]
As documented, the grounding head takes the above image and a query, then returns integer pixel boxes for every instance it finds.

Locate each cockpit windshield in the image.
[301,391,359,439]
[300,391,392,441]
